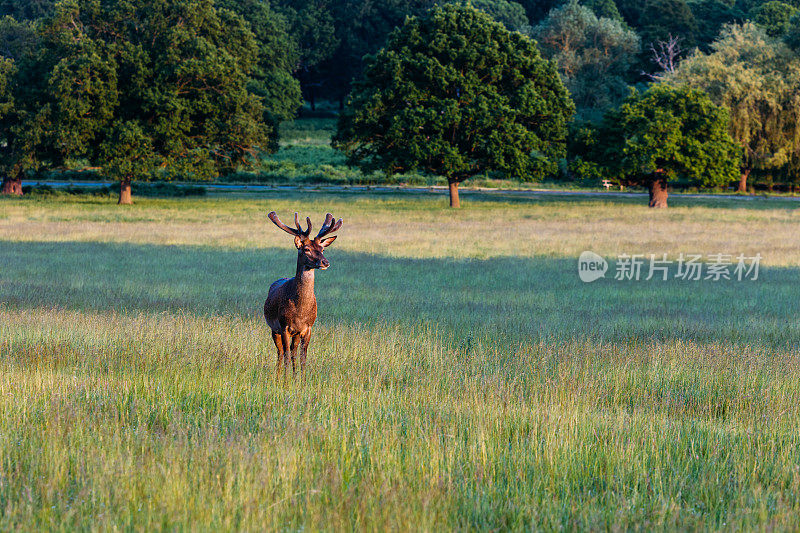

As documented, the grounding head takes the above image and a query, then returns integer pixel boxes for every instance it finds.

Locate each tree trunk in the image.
[118,179,132,205]
[448,180,460,208]
[648,173,668,208]
[309,87,316,111]
[1,176,22,196]
[738,169,750,193]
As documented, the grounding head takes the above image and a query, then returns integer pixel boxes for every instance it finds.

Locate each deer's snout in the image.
[319,258,330,270]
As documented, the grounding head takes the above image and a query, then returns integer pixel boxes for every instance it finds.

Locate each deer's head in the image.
[268,211,342,270]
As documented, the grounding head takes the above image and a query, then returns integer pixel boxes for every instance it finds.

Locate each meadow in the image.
[1,190,799,529]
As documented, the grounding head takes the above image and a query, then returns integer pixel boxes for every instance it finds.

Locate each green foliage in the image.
[615,0,645,27]
[470,0,529,30]
[518,0,622,23]
[566,122,615,182]
[517,0,564,23]
[35,0,287,185]
[218,0,302,145]
[0,0,54,20]
[784,11,800,49]
[334,4,574,183]
[305,0,438,103]
[581,0,623,21]
[0,56,14,120]
[277,0,338,70]
[639,0,699,48]
[0,14,39,60]
[579,85,741,188]
[667,23,800,176]
[690,0,744,48]
[0,15,53,180]
[531,0,640,118]
[751,1,798,36]
[99,122,154,183]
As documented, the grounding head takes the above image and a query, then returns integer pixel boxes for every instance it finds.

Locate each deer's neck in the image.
[294,256,315,300]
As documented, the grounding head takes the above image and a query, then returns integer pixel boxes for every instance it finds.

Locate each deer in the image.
[264,211,342,378]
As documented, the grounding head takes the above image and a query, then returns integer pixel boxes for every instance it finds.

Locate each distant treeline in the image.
[1,0,799,204]
[4,0,798,115]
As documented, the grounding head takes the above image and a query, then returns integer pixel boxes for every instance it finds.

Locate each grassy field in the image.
[1,191,799,529]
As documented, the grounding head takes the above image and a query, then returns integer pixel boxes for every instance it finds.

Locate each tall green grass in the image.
[0,193,799,529]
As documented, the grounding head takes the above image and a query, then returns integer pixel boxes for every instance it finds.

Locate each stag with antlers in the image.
[264,211,342,378]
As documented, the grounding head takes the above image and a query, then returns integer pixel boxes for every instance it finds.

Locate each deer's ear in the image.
[319,236,337,247]
[294,235,303,249]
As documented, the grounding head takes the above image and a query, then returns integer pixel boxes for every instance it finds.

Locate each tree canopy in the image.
[751,1,798,37]
[667,23,800,191]
[531,0,639,119]
[218,0,302,145]
[574,85,740,206]
[471,0,529,30]
[30,0,296,203]
[0,15,54,195]
[334,3,574,207]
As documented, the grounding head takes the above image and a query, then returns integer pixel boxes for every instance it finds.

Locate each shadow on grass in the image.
[1,240,797,349]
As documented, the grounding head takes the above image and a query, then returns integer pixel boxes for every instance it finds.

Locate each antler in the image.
[315,213,342,240]
[268,211,311,237]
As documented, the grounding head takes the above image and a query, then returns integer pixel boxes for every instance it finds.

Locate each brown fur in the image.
[264,211,342,378]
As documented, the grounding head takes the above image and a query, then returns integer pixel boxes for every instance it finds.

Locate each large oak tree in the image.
[40,0,293,204]
[0,15,54,195]
[575,85,740,207]
[334,3,574,207]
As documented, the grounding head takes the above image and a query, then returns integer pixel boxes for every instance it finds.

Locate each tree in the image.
[0,15,53,196]
[667,23,800,192]
[531,0,639,119]
[578,85,740,207]
[785,11,800,50]
[0,0,55,20]
[0,57,19,194]
[272,0,338,109]
[643,34,683,81]
[217,0,303,146]
[40,0,286,204]
[517,0,563,23]
[639,0,698,52]
[751,1,798,37]
[471,0,529,30]
[690,0,744,49]
[581,0,622,21]
[518,0,622,23]
[334,4,574,207]
[311,0,437,107]
[276,0,338,69]
[615,0,645,27]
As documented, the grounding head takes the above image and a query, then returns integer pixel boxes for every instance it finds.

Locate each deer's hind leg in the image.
[289,335,300,375]
[299,328,311,377]
[280,330,292,379]
[272,331,284,380]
